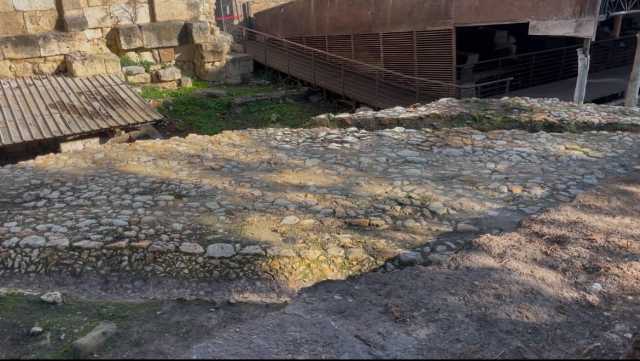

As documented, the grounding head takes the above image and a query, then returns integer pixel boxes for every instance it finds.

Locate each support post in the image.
[613,15,623,39]
[574,39,591,105]
[625,33,640,107]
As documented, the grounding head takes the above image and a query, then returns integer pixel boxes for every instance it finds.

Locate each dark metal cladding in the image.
[0,75,163,147]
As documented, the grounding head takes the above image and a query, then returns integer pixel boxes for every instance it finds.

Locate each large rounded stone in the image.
[179,242,205,254]
[20,235,46,248]
[207,243,236,258]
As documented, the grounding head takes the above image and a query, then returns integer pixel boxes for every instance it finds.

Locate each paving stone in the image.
[2,97,640,285]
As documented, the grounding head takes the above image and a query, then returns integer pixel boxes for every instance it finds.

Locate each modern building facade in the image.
[246,0,640,104]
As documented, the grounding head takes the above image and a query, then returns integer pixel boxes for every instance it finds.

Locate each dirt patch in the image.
[185,170,640,359]
[2,169,639,358]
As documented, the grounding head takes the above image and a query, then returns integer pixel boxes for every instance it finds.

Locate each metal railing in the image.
[239,26,513,108]
[601,0,640,17]
[456,34,636,97]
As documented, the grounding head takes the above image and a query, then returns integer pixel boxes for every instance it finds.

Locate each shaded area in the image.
[187,169,640,359]
[1,165,639,359]
[509,66,631,103]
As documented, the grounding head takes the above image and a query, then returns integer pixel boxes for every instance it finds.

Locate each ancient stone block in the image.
[0,34,40,59]
[64,12,89,32]
[12,60,34,76]
[34,59,63,75]
[65,51,122,77]
[24,9,58,33]
[138,50,154,63]
[60,0,86,11]
[123,65,145,75]
[157,47,174,63]
[123,51,139,62]
[140,21,187,49]
[153,80,177,89]
[0,0,14,11]
[126,72,151,84]
[116,24,143,50]
[195,58,224,82]
[186,21,212,44]
[39,32,90,57]
[103,53,121,74]
[12,0,56,11]
[174,44,194,62]
[84,5,112,28]
[152,0,202,22]
[153,65,181,82]
[196,41,228,63]
[0,60,12,78]
[224,53,253,85]
[0,11,26,37]
[83,28,102,40]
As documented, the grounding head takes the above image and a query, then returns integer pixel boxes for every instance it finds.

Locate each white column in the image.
[625,33,640,107]
[574,40,591,105]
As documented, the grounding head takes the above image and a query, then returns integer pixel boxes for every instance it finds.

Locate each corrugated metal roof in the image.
[0,75,164,147]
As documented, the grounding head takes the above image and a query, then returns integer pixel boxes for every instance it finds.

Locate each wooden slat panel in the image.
[0,75,163,148]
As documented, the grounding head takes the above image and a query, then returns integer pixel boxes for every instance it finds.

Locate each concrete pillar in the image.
[625,33,640,107]
[613,15,624,38]
[573,40,591,105]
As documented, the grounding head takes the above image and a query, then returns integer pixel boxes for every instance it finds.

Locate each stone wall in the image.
[0,0,60,37]
[0,0,253,84]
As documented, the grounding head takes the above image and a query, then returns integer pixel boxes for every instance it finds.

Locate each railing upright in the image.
[286,41,291,74]
[341,64,345,96]
[375,70,380,100]
[311,51,316,86]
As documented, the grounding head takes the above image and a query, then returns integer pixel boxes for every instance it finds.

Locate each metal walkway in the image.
[240,27,512,109]
[509,65,631,102]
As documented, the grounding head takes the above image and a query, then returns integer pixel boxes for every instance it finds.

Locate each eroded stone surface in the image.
[2,102,640,286]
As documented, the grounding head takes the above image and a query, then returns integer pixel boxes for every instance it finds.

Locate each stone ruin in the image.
[0,0,253,86]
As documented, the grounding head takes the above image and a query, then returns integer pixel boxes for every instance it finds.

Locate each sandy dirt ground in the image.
[2,169,640,359]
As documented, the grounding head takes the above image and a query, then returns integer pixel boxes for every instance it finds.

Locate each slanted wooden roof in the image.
[0,75,163,147]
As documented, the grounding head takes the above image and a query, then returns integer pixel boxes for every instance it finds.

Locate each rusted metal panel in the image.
[255,0,452,37]
[241,27,507,107]
[254,0,600,38]
[0,75,163,148]
[282,28,456,98]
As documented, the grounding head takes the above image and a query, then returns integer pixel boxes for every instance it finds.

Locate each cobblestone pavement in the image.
[314,97,640,132]
[2,100,640,286]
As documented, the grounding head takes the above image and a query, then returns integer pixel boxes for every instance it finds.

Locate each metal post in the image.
[311,52,316,86]
[263,37,267,64]
[613,15,624,39]
[341,64,345,96]
[286,42,290,74]
[625,33,640,107]
[574,39,592,104]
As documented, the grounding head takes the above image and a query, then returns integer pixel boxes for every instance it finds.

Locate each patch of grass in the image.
[232,100,319,129]
[143,80,333,136]
[140,80,210,100]
[0,294,164,359]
